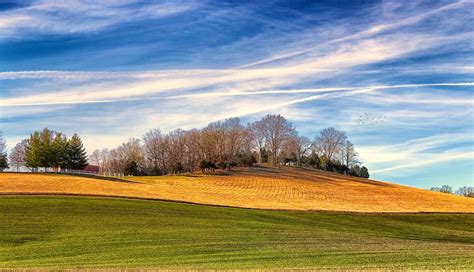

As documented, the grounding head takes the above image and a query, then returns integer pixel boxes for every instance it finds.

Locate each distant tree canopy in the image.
[23,128,88,171]
[5,115,371,177]
[456,186,474,198]
[90,114,370,177]
[0,132,7,171]
[9,139,27,171]
[430,185,453,194]
[431,185,473,198]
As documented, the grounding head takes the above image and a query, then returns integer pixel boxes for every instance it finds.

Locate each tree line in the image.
[88,114,370,178]
[5,128,88,172]
[0,115,368,177]
[431,185,474,198]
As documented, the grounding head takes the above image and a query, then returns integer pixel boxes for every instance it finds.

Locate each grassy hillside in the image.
[1,167,473,212]
[0,196,473,269]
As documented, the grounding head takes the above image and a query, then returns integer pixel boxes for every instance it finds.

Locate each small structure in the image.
[83,165,99,174]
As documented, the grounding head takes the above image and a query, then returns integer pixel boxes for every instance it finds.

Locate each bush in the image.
[360,166,369,178]
[236,153,256,167]
[200,160,216,173]
[148,166,162,176]
[172,162,184,174]
[0,153,8,171]
[218,161,228,170]
[124,161,139,176]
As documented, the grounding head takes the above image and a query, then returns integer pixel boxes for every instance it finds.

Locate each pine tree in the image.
[38,128,54,170]
[25,131,41,170]
[0,153,8,170]
[51,132,68,171]
[0,132,7,171]
[360,166,370,179]
[67,133,88,170]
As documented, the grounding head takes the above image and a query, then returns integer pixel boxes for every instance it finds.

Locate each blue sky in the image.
[0,0,473,189]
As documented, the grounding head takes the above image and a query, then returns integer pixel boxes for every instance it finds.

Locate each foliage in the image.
[0,132,7,170]
[25,131,42,169]
[360,166,370,178]
[124,161,139,176]
[0,153,7,170]
[172,162,184,174]
[67,133,88,170]
[456,186,474,198]
[23,129,88,171]
[200,160,216,173]
[218,161,228,170]
[431,185,453,194]
[15,114,370,177]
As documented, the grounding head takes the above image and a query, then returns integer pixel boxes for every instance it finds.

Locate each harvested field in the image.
[0,166,473,212]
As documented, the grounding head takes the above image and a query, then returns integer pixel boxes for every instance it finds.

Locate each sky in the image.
[0,0,473,189]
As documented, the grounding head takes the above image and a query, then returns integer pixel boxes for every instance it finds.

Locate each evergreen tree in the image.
[51,132,68,171]
[360,166,370,178]
[124,161,139,176]
[25,131,41,170]
[0,132,7,171]
[0,153,8,170]
[67,133,88,170]
[38,128,54,170]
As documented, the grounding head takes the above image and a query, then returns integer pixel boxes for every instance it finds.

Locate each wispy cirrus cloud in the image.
[1,28,471,107]
[1,81,472,107]
[0,0,198,39]
[1,0,473,188]
[360,132,473,177]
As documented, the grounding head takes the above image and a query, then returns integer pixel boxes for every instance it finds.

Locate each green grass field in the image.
[1,196,473,269]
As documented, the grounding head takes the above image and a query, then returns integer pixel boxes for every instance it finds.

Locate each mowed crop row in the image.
[0,167,473,212]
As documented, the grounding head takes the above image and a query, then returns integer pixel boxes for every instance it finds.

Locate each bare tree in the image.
[165,129,187,173]
[143,129,165,173]
[292,135,311,167]
[314,127,347,162]
[99,148,109,173]
[95,114,368,176]
[89,149,101,167]
[249,121,267,163]
[9,139,28,171]
[0,132,6,155]
[201,121,225,162]
[340,140,359,168]
[456,186,474,197]
[183,129,202,172]
[223,117,245,161]
[104,138,145,175]
[257,114,295,166]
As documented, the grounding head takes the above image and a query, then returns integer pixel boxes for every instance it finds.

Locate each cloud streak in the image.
[1,81,472,107]
[1,0,473,188]
[0,0,198,39]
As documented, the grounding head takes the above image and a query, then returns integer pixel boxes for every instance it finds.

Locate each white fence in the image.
[2,167,124,178]
[60,169,125,178]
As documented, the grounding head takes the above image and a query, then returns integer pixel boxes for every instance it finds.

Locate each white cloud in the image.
[0,0,198,38]
[359,132,474,174]
[370,150,473,174]
[1,0,473,187]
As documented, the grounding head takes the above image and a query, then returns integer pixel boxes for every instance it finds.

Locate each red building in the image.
[83,165,99,174]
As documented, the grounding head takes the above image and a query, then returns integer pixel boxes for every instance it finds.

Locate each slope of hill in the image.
[0,166,473,212]
[1,196,473,269]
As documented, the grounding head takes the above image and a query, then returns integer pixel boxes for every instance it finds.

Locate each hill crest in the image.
[0,166,473,213]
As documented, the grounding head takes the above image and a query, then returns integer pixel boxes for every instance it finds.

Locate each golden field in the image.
[0,166,473,212]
